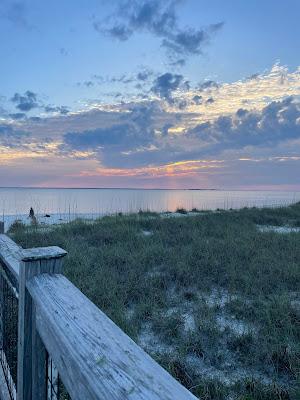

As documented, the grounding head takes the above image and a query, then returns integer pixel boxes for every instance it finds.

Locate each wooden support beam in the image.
[17,247,67,400]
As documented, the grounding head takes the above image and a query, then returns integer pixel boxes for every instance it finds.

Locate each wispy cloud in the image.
[94,0,223,64]
[0,1,33,30]
[9,90,70,117]
[77,159,224,178]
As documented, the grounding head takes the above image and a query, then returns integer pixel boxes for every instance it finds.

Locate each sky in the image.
[0,0,300,189]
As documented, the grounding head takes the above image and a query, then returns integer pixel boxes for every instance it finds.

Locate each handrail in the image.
[0,235,22,283]
[27,273,196,400]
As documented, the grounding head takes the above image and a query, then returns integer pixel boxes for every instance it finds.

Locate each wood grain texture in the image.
[0,234,22,281]
[17,260,33,400]
[17,253,67,400]
[32,303,47,400]
[27,274,197,400]
[0,357,12,400]
[22,247,67,262]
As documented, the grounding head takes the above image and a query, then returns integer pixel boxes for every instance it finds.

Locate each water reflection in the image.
[0,188,299,217]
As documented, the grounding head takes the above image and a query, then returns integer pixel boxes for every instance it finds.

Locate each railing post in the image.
[0,222,4,234]
[17,246,67,400]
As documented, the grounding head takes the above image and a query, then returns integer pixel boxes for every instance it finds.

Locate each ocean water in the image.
[0,188,299,221]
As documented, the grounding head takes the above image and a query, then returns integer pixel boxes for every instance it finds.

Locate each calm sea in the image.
[0,188,299,217]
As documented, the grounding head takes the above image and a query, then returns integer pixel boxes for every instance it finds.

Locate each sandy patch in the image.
[138,322,175,355]
[257,225,300,233]
[216,315,256,336]
[201,288,238,308]
[141,230,153,237]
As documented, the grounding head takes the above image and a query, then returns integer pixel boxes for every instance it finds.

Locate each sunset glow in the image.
[0,1,299,189]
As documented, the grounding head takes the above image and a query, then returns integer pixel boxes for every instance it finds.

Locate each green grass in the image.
[9,202,300,400]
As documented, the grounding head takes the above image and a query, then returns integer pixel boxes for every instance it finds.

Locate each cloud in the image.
[104,24,133,41]
[169,58,186,67]
[162,22,223,58]
[192,95,202,105]
[151,72,183,99]
[63,103,162,150]
[2,64,300,188]
[59,48,68,56]
[95,0,223,63]
[137,69,154,81]
[78,70,153,89]
[0,124,29,147]
[187,96,300,152]
[10,90,70,116]
[54,65,300,172]
[61,101,182,167]
[64,124,130,148]
[64,95,300,169]
[0,2,32,30]
[11,91,38,112]
[9,112,26,120]
[246,73,260,81]
[44,105,70,115]
[83,81,94,87]
[205,97,214,105]
[79,158,223,179]
[198,80,219,91]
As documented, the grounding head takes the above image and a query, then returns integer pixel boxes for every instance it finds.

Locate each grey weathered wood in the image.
[0,352,12,400]
[22,247,67,262]
[0,233,18,400]
[32,303,47,400]
[0,234,22,281]
[27,274,197,400]
[17,248,67,400]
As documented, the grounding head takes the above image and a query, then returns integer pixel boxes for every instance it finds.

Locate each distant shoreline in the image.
[3,201,300,233]
[0,187,218,191]
[0,187,300,192]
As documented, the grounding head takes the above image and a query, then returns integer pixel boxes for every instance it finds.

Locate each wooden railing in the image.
[0,226,197,400]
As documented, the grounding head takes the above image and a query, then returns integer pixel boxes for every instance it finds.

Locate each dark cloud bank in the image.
[189,96,300,150]
[61,96,300,168]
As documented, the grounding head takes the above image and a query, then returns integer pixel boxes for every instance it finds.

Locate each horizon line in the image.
[0,186,300,192]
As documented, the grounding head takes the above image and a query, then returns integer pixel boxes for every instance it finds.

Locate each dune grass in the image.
[9,203,300,400]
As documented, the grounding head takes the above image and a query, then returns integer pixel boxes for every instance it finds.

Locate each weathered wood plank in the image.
[0,234,22,281]
[0,359,12,400]
[27,274,197,400]
[32,303,47,400]
[22,247,67,261]
[17,249,67,400]
[0,236,67,280]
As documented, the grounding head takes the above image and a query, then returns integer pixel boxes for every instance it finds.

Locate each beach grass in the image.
[9,203,300,400]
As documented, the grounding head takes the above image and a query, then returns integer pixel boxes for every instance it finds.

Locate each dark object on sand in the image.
[44,214,51,218]
[29,207,38,225]
[29,207,35,218]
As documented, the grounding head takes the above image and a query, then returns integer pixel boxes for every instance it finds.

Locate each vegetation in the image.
[176,207,189,214]
[9,202,300,400]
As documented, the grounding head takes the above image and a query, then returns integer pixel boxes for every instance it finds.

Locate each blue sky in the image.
[0,0,300,188]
